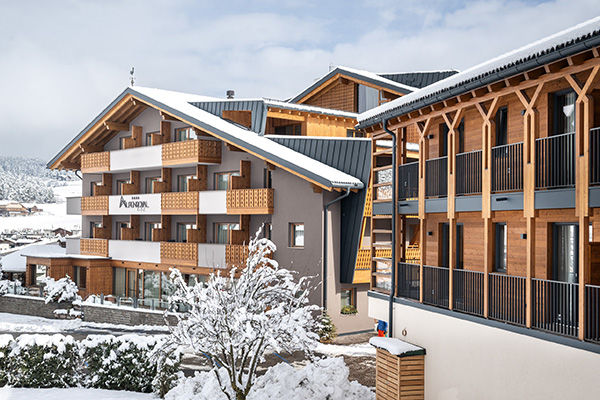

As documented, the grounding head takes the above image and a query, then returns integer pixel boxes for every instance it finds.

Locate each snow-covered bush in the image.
[166,229,321,400]
[81,334,181,395]
[0,279,21,295]
[0,334,12,387]
[319,312,337,343]
[165,357,375,400]
[5,334,80,388]
[42,275,81,304]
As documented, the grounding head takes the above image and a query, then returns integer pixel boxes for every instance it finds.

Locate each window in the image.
[73,266,86,289]
[113,267,126,297]
[553,90,576,135]
[457,119,465,154]
[215,171,240,190]
[289,223,305,248]
[357,84,380,113]
[115,222,129,240]
[89,222,101,238]
[494,223,507,273]
[439,124,449,157]
[263,168,272,189]
[144,222,160,241]
[146,177,160,193]
[175,127,197,142]
[340,288,357,314]
[127,270,137,298]
[90,181,99,196]
[274,124,301,135]
[495,107,508,146]
[34,265,47,286]
[119,136,130,149]
[177,175,193,192]
[177,223,192,242]
[116,179,127,195]
[145,131,158,146]
[214,223,240,244]
[263,223,272,240]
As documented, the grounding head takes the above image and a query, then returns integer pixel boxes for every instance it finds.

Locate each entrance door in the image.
[553,223,579,283]
[440,223,463,269]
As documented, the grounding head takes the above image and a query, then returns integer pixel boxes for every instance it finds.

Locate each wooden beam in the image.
[104,121,128,131]
[160,111,179,121]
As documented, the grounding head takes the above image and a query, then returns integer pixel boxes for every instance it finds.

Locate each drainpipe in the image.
[322,187,351,311]
[382,117,397,337]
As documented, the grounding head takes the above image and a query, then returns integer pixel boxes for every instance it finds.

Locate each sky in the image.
[0,0,598,160]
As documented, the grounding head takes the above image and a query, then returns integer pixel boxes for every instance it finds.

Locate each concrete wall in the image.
[369,295,600,400]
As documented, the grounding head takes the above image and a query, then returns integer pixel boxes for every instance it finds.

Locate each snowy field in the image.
[0,387,155,400]
[0,182,80,232]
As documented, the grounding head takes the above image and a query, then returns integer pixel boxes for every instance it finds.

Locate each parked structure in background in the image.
[361,17,600,399]
[0,201,42,216]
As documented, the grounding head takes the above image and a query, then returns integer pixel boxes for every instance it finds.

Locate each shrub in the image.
[81,334,181,395]
[0,280,21,296]
[318,312,337,343]
[42,275,80,304]
[0,334,13,387]
[7,334,80,388]
[340,305,358,315]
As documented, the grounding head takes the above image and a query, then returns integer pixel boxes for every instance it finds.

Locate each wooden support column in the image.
[160,121,171,144]
[476,98,499,318]
[566,66,599,340]
[516,84,544,328]
[416,120,431,303]
[442,110,464,311]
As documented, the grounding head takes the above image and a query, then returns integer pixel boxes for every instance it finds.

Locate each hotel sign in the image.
[108,194,161,215]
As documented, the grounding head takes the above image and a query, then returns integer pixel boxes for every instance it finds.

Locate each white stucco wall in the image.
[108,240,160,264]
[369,296,600,400]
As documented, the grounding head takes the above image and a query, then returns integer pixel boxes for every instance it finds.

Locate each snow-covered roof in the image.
[264,98,357,118]
[369,337,425,357]
[359,16,600,127]
[128,86,364,189]
[289,66,417,103]
[0,240,63,272]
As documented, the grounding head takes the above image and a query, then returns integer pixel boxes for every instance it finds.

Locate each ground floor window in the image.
[113,267,127,297]
[340,288,357,314]
[73,266,86,289]
[144,271,160,299]
[33,265,47,286]
[289,223,304,248]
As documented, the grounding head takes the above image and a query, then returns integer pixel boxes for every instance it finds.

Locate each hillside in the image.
[0,155,76,203]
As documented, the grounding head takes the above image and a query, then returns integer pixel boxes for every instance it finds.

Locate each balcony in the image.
[81,196,109,215]
[81,151,110,173]
[80,238,109,257]
[162,139,221,166]
[160,242,198,266]
[226,188,274,214]
[161,192,199,215]
[226,244,249,268]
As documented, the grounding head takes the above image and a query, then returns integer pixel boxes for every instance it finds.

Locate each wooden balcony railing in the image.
[81,196,109,215]
[353,249,372,284]
[160,242,198,266]
[162,139,221,166]
[161,192,198,215]
[456,150,482,195]
[535,132,575,190]
[425,156,447,197]
[226,244,249,268]
[398,162,419,200]
[80,238,108,257]
[81,151,110,173]
[491,142,523,192]
[226,188,274,214]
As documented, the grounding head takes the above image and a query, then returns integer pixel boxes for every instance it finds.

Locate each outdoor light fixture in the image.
[427,134,434,139]
[521,109,526,115]
[521,233,527,239]
[496,197,508,202]
[427,231,433,236]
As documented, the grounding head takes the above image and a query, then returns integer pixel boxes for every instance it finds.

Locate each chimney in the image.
[226,90,235,99]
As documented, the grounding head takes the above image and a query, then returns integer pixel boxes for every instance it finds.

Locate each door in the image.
[440,223,449,268]
[553,223,579,283]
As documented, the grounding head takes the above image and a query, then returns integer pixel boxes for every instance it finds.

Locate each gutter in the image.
[357,33,600,129]
[322,188,351,311]
[382,118,397,338]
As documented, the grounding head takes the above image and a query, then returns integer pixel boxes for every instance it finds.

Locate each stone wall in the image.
[0,295,71,319]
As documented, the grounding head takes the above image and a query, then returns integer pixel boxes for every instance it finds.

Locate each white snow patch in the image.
[369,337,424,356]
[0,387,154,400]
[315,341,376,357]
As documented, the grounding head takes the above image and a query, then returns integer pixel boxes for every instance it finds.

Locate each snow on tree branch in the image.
[42,275,81,304]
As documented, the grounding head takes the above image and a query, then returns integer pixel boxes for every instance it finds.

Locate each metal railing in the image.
[535,132,575,189]
[488,273,526,326]
[422,265,449,308]
[456,150,482,195]
[532,278,579,338]
[425,156,447,197]
[491,142,523,192]
[453,269,484,316]
[398,162,419,200]
[397,262,420,301]
[590,127,600,185]
[585,284,600,344]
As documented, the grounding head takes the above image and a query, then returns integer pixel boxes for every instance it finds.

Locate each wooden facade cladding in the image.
[81,151,110,173]
[161,139,221,166]
[375,348,425,400]
[80,238,109,257]
[161,192,199,215]
[160,242,198,266]
[81,195,109,215]
[226,244,249,269]
[353,249,372,284]
[226,188,274,214]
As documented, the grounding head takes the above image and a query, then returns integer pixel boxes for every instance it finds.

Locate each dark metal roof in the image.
[269,136,371,284]
[379,71,459,89]
[358,20,600,129]
[192,100,267,134]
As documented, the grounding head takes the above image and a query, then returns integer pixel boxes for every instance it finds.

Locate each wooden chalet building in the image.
[359,18,600,399]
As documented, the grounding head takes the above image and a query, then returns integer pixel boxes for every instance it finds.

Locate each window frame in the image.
[214,171,240,190]
[289,223,305,248]
[145,176,160,193]
[214,222,240,244]
[340,288,356,309]
[174,126,197,142]
[73,266,87,289]
[494,223,508,273]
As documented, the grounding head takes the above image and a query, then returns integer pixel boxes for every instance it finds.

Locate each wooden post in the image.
[417,120,431,304]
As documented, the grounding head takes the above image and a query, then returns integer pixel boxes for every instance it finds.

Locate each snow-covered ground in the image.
[0,312,168,334]
[0,182,80,232]
[315,341,376,357]
[0,387,155,400]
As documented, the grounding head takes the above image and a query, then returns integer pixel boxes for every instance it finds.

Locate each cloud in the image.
[0,0,598,159]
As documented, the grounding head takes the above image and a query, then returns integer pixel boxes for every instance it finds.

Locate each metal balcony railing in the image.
[453,269,484,316]
[425,157,447,198]
[398,162,419,200]
[422,265,449,308]
[491,142,523,192]
[456,150,482,195]
[535,132,575,190]
[397,262,420,301]
[532,278,579,338]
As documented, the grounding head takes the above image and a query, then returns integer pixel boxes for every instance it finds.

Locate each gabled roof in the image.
[378,70,459,89]
[49,86,364,190]
[358,16,600,128]
[289,66,417,104]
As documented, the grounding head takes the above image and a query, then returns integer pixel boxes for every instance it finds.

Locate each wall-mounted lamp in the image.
[520,109,526,116]
[521,233,527,239]
[427,134,435,139]
[427,231,433,236]
[495,197,508,202]
[399,203,409,207]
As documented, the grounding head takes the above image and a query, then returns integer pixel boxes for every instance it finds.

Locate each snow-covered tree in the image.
[165,230,321,400]
[42,275,81,303]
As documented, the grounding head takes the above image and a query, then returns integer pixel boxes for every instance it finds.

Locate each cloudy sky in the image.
[0,0,598,159]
